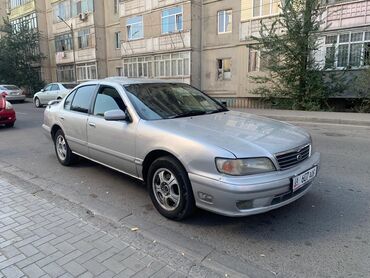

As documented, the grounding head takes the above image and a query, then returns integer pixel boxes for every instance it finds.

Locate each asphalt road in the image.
[1,101,370,277]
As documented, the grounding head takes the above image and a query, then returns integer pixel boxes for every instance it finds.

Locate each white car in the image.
[33,83,78,108]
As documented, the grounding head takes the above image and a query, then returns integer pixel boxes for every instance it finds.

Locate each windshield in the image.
[62,83,78,89]
[3,85,20,90]
[124,83,227,120]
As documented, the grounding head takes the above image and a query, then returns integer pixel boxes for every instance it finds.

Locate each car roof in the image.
[102,77,183,86]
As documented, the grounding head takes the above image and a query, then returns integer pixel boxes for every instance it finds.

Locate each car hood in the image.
[148,111,311,158]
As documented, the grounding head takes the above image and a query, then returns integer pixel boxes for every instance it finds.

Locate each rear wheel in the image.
[34,97,41,108]
[54,129,76,166]
[147,156,195,220]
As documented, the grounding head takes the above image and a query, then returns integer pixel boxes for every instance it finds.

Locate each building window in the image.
[217,58,231,80]
[76,63,97,81]
[123,52,190,78]
[71,0,94,17]
[114,31,121,49]
[11,12,38,31]
[57,65,75,82]
[78,29,90,49]
[162,6,183,34]
[9,0,33,9]
[116,67,123,76]
[218,10,232,34]
[55,33,73,52]
[114,0,119,14]
[253,0,274,17]
[53,1,71,22]
[323,31,370,69]
[126,16,143,40]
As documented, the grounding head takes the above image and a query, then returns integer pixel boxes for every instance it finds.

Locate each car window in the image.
[70,85,96,114]
[3,85,20,90]
[62,83,78,89]
[64,91,76,110]
[52,84,60,91]
[93,87,126,117]
[44,85,52,91]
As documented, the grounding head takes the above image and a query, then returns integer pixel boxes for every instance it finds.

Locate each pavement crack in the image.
[31,189,44,195]
[118,212,133,223]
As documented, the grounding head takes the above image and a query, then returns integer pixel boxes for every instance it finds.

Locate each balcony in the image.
[121,31,191,56]
[55,48,96,65]
[324,0,370,30]
[240,15,282,42]
[121,0,186,17]
[52,12,95,34]
[9,1,35,20]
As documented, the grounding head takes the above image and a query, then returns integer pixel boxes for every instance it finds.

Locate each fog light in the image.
[198,192,213,203]
[236,200,253,210]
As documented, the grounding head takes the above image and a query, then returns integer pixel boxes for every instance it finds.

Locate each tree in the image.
[251,0,344,110]
[0,20,44,94]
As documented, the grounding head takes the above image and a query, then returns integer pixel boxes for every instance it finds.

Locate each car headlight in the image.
[5,101,13,110]
[215,157,276,176]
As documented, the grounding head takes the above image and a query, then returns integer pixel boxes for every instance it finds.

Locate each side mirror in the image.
[41,89,45,92]
[104,109,127,121]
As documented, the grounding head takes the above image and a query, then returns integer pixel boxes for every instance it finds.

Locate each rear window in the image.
[62,84,78,89]
[3,85,20,90]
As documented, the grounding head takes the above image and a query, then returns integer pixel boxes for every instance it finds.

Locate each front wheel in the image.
[34,97,41,108]
[147,156,195,220]
[54,129,76,166]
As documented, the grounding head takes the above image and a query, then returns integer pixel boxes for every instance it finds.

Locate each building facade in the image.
[119,0,202,88]
[8,0,52,83]
[201,0,280,108]
[316,0,370,98]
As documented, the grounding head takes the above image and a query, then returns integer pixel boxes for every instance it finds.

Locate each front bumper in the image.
[6,95,26,102]
[189,152,320,217]
[42,124,52,139]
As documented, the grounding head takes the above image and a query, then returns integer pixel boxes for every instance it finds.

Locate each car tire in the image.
[34,97,41,108]
[5,123,14,128]
[54,129,76,166]
[147,156,195,220]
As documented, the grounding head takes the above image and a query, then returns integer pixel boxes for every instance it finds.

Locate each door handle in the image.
[88,122,96,127]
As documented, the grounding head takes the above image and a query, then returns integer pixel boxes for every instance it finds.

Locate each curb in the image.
[0,160,276,278]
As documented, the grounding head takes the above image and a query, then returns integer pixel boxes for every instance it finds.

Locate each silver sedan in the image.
[0,85,26,102]
[42,78,320,220]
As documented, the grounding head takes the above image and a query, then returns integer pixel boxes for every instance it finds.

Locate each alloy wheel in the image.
[152,168,181,211]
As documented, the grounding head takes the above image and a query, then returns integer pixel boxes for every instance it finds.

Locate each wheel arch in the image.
[142,150,187,183]
[51,124,63,142]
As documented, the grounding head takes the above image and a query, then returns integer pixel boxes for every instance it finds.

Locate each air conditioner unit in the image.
[79,12,88,21]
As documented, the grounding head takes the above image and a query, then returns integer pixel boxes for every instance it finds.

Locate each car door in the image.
[40,84,52,104]
[87,85,137,177]
[59,85,97,156]
[48,84,60,101]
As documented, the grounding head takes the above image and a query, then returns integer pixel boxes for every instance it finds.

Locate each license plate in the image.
[292,166,317,192]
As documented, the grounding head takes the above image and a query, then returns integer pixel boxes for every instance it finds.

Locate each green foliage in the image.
[353,67,370,113]
[250,0,345,111]
[0,19,45,94]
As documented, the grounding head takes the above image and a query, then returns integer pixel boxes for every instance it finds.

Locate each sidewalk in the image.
[0,177,221,278]
[233,108,370,126]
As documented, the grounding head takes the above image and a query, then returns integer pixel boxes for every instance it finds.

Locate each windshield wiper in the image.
[206,107,229,114]
[170,111,207,119]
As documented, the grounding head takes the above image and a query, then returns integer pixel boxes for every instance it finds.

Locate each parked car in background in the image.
[0,93,16,127]
[42,78,320,220]
[0,85,26,102]
[33,83,78,108]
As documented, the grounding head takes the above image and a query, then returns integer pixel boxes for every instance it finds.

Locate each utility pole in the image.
[58,16,77,83]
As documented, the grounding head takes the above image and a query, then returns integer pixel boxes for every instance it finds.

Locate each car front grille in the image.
[275,144,311,170]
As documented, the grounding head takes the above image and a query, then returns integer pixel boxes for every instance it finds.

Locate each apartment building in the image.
[7,0,52,82]
[316,0,370,99]
[119,0,202,87]
[202,0,280,108]
[45,0,109,83]
[0,0,7,26]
